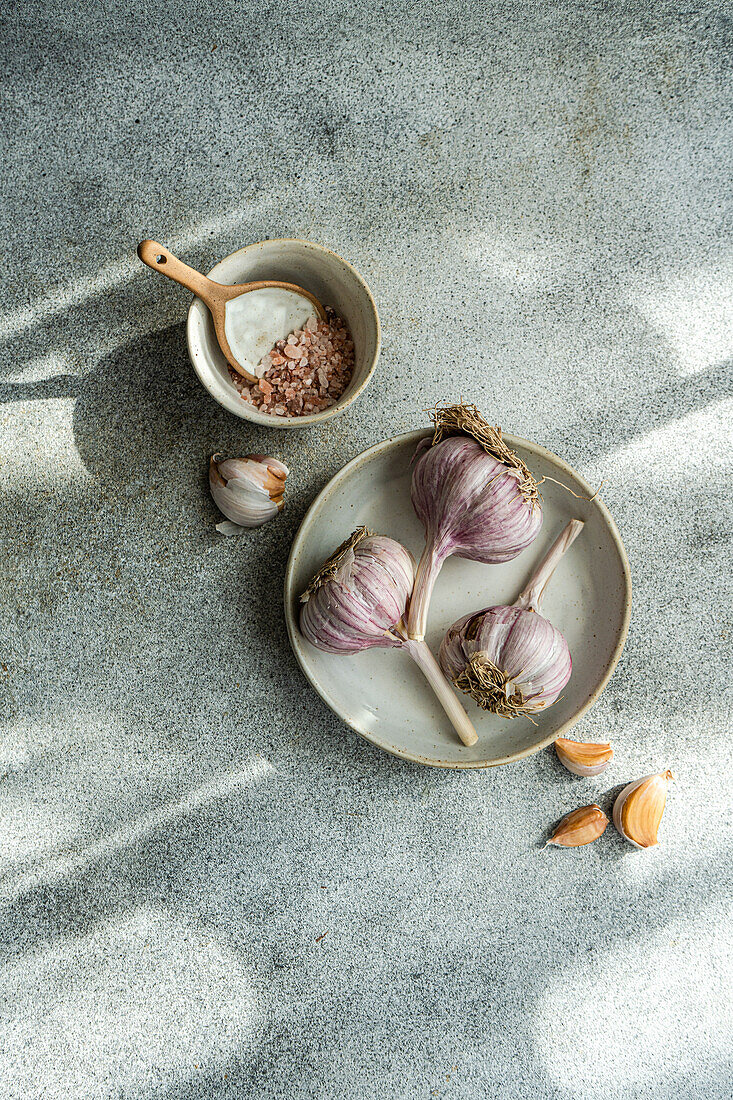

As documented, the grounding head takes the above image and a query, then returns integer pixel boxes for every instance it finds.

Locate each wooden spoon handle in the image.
[137,240,218,304]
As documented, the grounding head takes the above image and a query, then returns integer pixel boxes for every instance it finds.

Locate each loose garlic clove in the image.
[545,804,609,848]
[555,737,613,777]
[209,454,288,534]
[613,770,675,849]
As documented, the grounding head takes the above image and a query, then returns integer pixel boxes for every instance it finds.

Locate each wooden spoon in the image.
[138,239,327,383]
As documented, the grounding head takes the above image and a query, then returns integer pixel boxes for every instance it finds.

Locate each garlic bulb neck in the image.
[513,518,585,613]
[397,632,478,747]
[406,538,447,641]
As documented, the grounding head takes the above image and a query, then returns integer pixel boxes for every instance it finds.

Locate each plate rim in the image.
[284,428,632,769]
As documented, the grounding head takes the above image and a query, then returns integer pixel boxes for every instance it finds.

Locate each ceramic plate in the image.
[284,430,631,768]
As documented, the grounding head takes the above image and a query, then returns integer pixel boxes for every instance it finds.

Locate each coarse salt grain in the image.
[228,307,355,418]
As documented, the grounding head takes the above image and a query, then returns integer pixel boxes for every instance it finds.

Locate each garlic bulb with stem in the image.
[613,770,675,849]
[300,527,478,747]
[440,518,584,718]
[545,804,609,848]
[407,403,543,641]
[555,737,614,777]
[209,454,288,534]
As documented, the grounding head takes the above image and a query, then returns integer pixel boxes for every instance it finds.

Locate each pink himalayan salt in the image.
[228,307,354,418]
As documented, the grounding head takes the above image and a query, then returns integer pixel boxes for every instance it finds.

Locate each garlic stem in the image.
[513,519,585,613]
[400,634,478,747]
[407,541,445,641]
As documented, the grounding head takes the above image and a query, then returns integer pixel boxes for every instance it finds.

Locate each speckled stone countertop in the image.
[1,3,731,1098]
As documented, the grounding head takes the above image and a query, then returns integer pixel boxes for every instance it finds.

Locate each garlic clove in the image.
[555,737,613,777]
[209,454,288,531]
[545,804,609,848]
[217,455,288,503]
[613,770,675,849]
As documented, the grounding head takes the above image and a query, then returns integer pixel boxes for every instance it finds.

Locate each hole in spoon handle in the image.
[137,239,215,302]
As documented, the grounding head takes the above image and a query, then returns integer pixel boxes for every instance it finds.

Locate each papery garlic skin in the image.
[299,528,478,747]
[555,737,614,777]
[613,770,675,849]
[546,804,609,847]
[440,604,571,717]
[209,454,288,534]
[407,406,543,640]
[412,436,543,563]
[300,530,414,654]
[439,518,582,719]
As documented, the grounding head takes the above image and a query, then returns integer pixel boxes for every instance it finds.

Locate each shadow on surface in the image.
[542,356,733,463]
[1,265,731,1100]
[3,345,730,475]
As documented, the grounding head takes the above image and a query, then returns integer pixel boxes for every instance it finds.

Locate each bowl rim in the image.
[186,237,381,428]
[284,428,633,768]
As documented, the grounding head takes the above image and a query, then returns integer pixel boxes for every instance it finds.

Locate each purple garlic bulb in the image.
[440,605,571,718]
[439,519,583,719]
[300,528,414,654]
[300,527,478,746]
[407,404,543,640]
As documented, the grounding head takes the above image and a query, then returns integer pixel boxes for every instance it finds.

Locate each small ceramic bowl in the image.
[187,238,380,427]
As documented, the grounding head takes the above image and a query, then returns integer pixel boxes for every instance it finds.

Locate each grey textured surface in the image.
[1,2,732,1097]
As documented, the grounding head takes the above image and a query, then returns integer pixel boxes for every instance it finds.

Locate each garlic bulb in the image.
[209,454,288,534]
[546,804,609,847]
[613,770,675,849]
[300,527,478,747]
[300,528,414,653]
[407,404,543,640]
[440,519,583,718]
[555,737,613,777]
